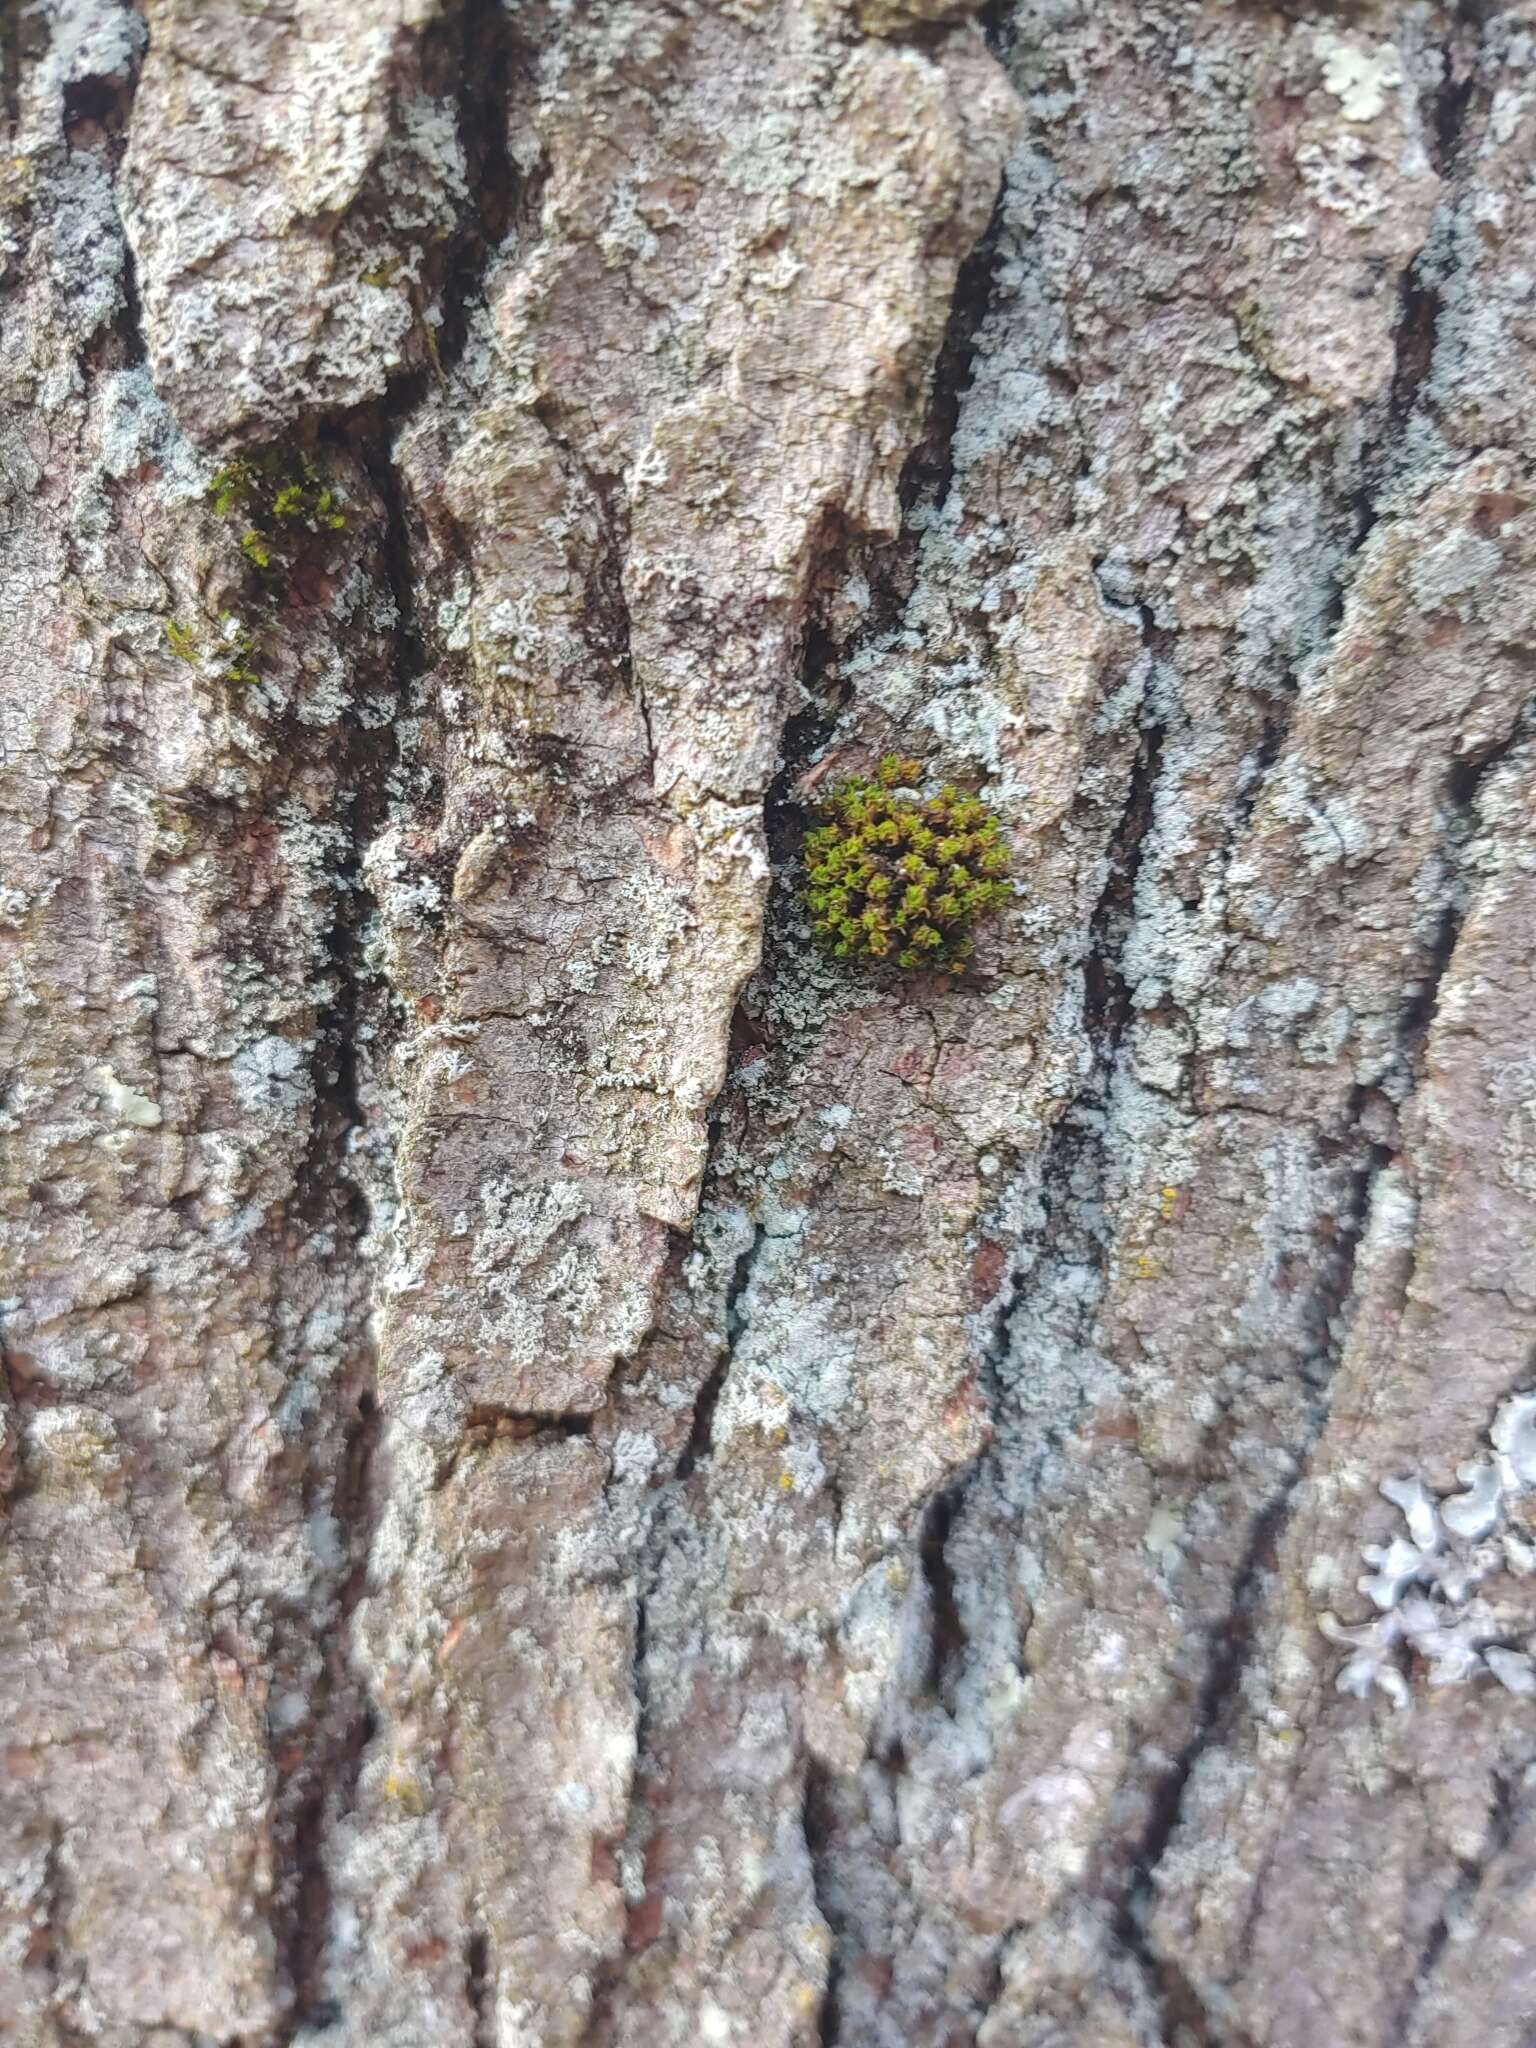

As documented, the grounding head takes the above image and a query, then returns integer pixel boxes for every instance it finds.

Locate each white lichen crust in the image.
[1321,1393,1536,1705]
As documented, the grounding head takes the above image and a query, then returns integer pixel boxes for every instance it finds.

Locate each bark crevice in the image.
[270,364,427,2038]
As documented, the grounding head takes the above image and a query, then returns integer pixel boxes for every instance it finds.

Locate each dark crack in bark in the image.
[1395,1771,1518,2044]
[57,3,147,377]
[465,1930,493,2048]
[804,1757,848,2048]
[39,1824,93,2048]
[915,1479,968,1708]
[270,368,427,2041]
[1382,5,1486,473]
[1111,651,1532,2048]
[675,1212,768,1482]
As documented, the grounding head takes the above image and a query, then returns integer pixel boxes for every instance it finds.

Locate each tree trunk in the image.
[3,2,1533,2044]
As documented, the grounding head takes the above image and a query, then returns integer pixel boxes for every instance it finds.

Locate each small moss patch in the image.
[803,755,1010,972]
[183,445,350,696]
[163,617,198,664]
[208,448,347,573]
[163,611,261,689]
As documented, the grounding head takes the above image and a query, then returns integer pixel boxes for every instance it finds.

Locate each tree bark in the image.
[3,2,1534,2044]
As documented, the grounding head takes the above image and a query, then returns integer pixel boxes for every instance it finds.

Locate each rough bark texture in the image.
[2,2,1534,2045]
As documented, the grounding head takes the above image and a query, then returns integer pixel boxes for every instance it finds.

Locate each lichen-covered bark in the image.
[1,3,1533,2047]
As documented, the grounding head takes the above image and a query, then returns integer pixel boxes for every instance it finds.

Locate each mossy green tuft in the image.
[163,618,198,664]
[803,755,1010,972]
[208,448,347,573]
[161,612,261,688]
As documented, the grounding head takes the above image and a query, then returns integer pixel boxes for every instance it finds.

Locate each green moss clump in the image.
[216,614,260,688]
[164,618,198,664]
[197,447,348,690]
[160,612,261,689]
[208,447,347,572]
[803,755,1010,972]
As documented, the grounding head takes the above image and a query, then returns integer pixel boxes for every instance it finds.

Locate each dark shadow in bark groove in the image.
[803,1758,851,2048]
[897,184,1008,538]
[1393,1771,1517,2043]
[916,1479,968,1706]
[1110,735,1536,2044]
[978,700,1167,1414]
[465,1929,493,2048]
[674,1216,768,1481]
[273,367,427,2042]
[1375,4,1486,501]
[55,19,147,375]
[1388,708,1533,1121]
[1111,1486,1301,2048]
[280,1389,382,2038]
[0,9,26,137]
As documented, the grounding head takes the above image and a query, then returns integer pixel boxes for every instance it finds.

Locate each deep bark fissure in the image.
[575,1578,652,2047]
[915,1478,968,1705]
[277,1391,380,2043]
[896,186,1008,541]
[1111,1479,1308,2048]
[972,700,1168,1454]
[673,1346,729,1485]
[465,1929,493,2048]
[582,458,649,790]
[1,8,24,137]
[1394,1770,1516,2042]
[1388,709,1534,1130]
[446,0,520,315]
[1444,704,1535,835]
[0,1339,29,1506]
[1381,6,1485,468]
[1110,740,1532,2040]
[675,1214,767,1482]
[38,1821,99,2048]
[59,15,147,375]
[803,1758,847,2048]
[1429,4,1482,179]
[271,384,428,2036]
[432,1407,600,1497]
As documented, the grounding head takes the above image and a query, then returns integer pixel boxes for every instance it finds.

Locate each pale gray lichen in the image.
[1311,29,1404,125]
[1319,1391,1536,1706]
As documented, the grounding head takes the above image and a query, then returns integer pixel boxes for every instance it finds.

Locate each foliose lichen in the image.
[1319,1390,1536,1706]
[803,754,1010,971]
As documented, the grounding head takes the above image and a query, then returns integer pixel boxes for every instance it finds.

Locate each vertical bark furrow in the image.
[1,6,407,2040]
[322,12,1019,2046]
